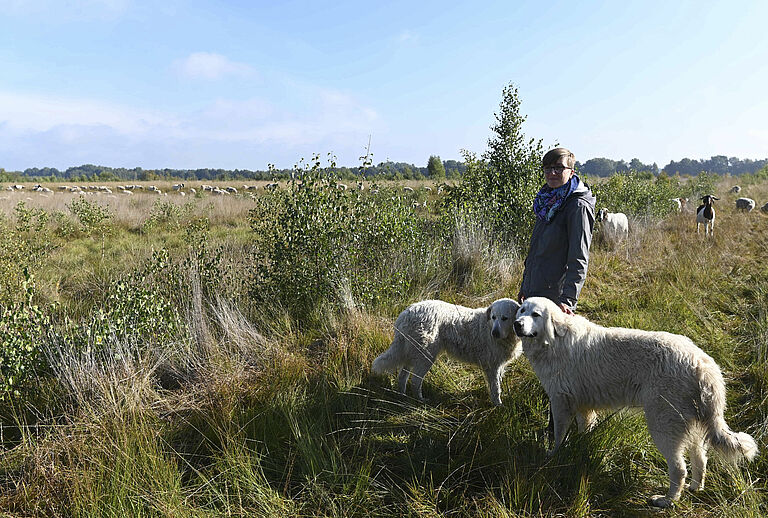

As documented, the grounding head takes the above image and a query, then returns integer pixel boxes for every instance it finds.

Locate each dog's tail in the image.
[699,359,758,463]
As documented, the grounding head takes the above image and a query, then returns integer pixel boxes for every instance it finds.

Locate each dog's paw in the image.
[649,495,674,508]
[688,480,704,492]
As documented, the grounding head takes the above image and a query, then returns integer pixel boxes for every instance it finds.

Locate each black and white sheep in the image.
[696,195,719,236]
[735,197,756,212]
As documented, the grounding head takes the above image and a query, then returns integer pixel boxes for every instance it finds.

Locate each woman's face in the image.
[543,156,574,189]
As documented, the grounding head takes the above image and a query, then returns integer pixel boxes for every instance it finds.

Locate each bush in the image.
[0,270,49,398]
[591,171,681,219]
[67,197,113,236]
[249,156,427,321]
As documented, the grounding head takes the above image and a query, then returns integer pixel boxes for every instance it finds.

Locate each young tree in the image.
[427,155,446,180]
[445,83,544,249]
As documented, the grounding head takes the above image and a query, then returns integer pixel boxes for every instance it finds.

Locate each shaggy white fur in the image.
[372,298,522,406]
[514,297,758,508]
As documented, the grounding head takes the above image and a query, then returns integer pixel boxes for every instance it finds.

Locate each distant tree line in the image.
[577,155,768,177]
[1,158,467,183]
[2,154,766,183]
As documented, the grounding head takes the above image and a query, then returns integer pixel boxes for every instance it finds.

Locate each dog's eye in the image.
[532,312,541,318]
[501,316,508,321]
[491,315,496,320]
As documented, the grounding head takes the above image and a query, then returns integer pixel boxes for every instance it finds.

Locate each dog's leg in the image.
[397,369,410,394]
[485,366,503,406]
[648,427,687,508]
[409,360,434,402]
[688,437,708,492]
[549,395,573,455]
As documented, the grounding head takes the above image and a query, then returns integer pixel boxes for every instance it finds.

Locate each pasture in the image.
[0,171,767,517]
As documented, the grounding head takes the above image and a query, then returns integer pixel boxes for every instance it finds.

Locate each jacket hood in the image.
[569,175,595,205]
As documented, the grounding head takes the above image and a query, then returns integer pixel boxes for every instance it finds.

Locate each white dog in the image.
[372,298,522,406]
[514,297,757,508]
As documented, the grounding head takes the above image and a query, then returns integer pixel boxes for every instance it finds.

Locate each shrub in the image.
[591,171,680,219]
[67,197,113,236]
[0,270,49,398]
[142,200,193,233]
[443,84,544,251]
[249,156,427,321]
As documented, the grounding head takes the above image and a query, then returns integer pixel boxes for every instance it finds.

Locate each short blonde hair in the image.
[542,148,575,169]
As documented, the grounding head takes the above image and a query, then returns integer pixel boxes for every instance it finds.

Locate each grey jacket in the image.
[520,178,595,310]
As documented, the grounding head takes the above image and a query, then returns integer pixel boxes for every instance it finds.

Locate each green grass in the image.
[1,179,767,516]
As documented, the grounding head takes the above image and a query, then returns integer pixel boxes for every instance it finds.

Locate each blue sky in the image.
[1,0,767,171]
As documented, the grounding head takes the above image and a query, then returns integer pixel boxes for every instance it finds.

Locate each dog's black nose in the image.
[492,328,500,338]
[513,321,523,336]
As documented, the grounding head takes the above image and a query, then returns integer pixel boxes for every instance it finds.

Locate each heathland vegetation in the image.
[1,85,767,516]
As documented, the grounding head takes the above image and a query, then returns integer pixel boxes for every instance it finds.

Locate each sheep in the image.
[761,202,768,214]
[696,195,719,236]
[225,186,238,194]
[735,197,756,212]
[730,185,741,194]
[403,186,415,193]
[172,183,185,191]
[596,208,629,244]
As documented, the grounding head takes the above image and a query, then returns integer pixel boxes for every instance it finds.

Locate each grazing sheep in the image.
[172,183,185,191]
[730,185,741,194]
[372,298,522,406]
[403,186,415,193]
[225,186,238,194]
[696,195,719,236]
[735,197,755,212]
[596,208,629,244]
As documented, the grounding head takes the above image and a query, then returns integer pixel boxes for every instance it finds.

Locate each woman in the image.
[518,148,595,314]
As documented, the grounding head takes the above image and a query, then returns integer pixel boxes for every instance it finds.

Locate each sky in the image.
[1,0,767,171]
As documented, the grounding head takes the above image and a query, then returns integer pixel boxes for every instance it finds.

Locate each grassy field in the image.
[0,174,766,517]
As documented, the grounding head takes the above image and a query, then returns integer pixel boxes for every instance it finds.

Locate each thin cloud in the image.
[397,30,419,44]
[173,52,256,80]
[0,87,380,169]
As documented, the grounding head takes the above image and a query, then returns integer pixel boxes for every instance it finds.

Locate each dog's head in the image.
[514,297,569,345]
[485,298,521,340]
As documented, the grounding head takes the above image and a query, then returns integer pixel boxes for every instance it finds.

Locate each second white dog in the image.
[514,296,758,508]
[372,298,522,406]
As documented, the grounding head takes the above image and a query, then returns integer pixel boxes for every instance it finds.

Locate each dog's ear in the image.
[551,310,568,338]
[486,305,492,321]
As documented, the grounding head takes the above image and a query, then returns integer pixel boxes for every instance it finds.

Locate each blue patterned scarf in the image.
[533,175,579,222]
